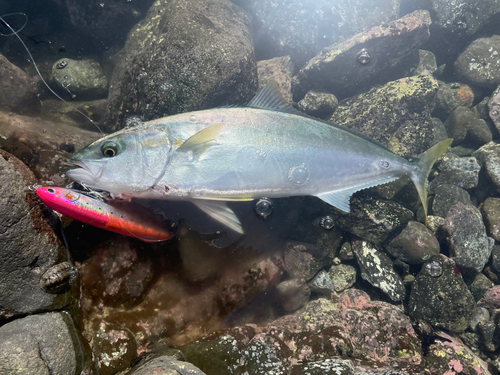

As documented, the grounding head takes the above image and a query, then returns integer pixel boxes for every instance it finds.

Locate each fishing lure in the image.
[36,186,174,242]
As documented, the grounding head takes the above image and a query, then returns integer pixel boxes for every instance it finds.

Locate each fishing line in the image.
[0,12,104,135]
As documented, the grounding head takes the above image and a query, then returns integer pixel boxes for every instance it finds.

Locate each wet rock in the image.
[0,150,75,320]
[0,54,40,115]
[292,209,343,252]
[41,98,108,132]
[442,202,493,274]
[93,322,138,375]
[0,111,100,184]
[484,266,499,284]
[469,273,494,302]
[469,306,490,331]
[476,320,497,352]
[409,255,475,332]
[128,355,207,375]
[384,221,440,265]
[292,10,431,101]
[297,91,338,118]
[276,278,311,312]
[329,75,438,157]
[481,197,500,241]
[233,0,399,67]
[473,95,492,121]
[432,82,474,121]
[256,56,294,105]
[431,156,480,190]
[424,332,490,375]
[0,312,93,374]
[219,257,284,313]
[352,240,405,301]
[472,141,500,166]
[356,370,409,375]
[53,0,154,45]
[431,183,472,218]
[485,153,500,192]
[443,107,492,147]
[336,195,413,244]
[426,215,445,234]
[455,36,500,90]
[181,326,256,375]
[283,241,335,282]
[478,285,500,310]
[488,85,500,132]
[373,176,412,201]
[182,325,293,375]
[451,145,476,157]
[338,242,355,261]
[81,237,155,308]
[272,290,422,367]
[429,117,451,147]
[308,270,334,295]
[410,0,500,51]
[413,49,437,76]
[290,358,354,375]
[328,264,356,293]
[491,245,500,273]
[51,58,108,100]
[106,0,257,131]
[184,290,422,371]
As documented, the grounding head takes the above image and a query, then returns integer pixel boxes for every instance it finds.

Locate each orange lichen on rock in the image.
[455,86,474,106]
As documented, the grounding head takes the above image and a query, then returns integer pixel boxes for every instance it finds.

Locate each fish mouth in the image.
[65,160,102,187]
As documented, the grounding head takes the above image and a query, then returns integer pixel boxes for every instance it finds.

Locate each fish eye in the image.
[101,143,119,157]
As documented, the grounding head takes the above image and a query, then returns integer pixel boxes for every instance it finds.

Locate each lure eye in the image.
[47,188,55,194]
[102,144,118,157]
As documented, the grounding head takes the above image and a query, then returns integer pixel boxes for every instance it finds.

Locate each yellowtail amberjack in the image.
[67,83,452,233]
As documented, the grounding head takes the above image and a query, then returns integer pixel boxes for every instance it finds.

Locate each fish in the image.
[66,83,452,233]
[36,186,175,242]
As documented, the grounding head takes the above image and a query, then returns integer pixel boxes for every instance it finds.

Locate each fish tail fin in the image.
[409,138,452,225]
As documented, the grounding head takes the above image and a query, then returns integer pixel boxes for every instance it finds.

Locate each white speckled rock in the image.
[351,240,405,301]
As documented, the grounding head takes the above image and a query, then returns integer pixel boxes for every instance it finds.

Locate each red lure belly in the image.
[36,186,172,243]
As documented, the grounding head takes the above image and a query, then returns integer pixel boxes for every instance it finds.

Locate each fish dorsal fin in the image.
[248,82,392,152]
[247,81,305,116]
[316,176,399,213]
[177,122,225,157]
[191,200,243,234]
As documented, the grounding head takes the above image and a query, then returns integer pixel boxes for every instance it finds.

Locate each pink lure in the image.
[37,186,173,243]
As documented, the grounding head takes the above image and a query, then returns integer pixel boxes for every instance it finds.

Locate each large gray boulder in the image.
[408,0,500,64]
[0,312,94,374]
[455,36,500,91]
[105,0,258,131]
[292,10,431,102]
[0,54,40,116]
[231,0,400,67]
[0,150,74,320]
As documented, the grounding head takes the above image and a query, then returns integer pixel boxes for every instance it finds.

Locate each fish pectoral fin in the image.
[177,122,226,158]
[316,176,400,213]
[191,200,244,234]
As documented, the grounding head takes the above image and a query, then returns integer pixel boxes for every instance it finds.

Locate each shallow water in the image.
[2,1,500,374]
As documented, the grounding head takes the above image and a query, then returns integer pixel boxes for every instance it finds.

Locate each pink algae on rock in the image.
[479,285,500,309]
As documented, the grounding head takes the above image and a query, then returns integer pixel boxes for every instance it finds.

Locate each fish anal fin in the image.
[316,176,400,213]
[192,200,243,234]
[316,191,352,213]
[177,122,226,158]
